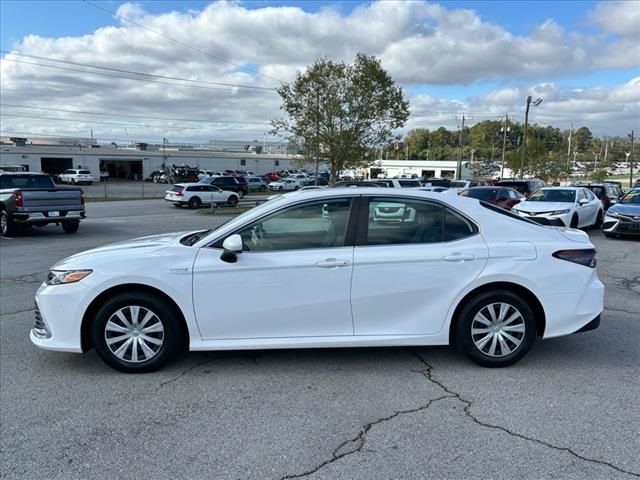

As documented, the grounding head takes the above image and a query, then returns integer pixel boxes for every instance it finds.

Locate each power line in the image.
[0,57,277,95]
[82,0,285,84]
[0,50,276,92]
[0,103,271,126]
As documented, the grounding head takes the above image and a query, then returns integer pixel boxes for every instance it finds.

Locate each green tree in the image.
[404,128,430,159]
[271,54,409,183]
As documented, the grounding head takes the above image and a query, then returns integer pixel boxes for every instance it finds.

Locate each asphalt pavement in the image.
[1,199,639,480]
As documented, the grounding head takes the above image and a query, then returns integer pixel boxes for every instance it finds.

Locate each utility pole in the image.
[520,96,543,179]
[162,137,168,170]
[631,130,635,188]
[456,114,465,180]
[500,114,509,179]
[566,124,572,184]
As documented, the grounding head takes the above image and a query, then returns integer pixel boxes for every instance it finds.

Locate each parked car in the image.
[576,183,622,211]
[265,171,280,182]
[0,172,85,236]
[602,188,640,237]
[334,181,389,188]
[165,183,239,209]
[375,178,422,188]
[246,176,268,192]
[460,187,523,210]
[268,178,300,191]
[58,169,94,185]
[450,180,481,190]
[495,179,546,197]
[418,186,450,193]
[196,170,223,180]
[31,188,603,373]
[511,187,603,228]
[198,176,248,197]
[422,178,452,188]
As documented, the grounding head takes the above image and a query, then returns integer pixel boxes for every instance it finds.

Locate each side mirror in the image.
[220,234,243,263]
[579,199,589,206]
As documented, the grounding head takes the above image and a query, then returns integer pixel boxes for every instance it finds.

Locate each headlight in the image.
[549,209,570,215]
[46,269,92,285]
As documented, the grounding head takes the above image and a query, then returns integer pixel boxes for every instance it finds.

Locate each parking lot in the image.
[1,199,638,480]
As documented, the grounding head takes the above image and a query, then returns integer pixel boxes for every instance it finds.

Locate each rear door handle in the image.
[443,254,475,262]
[316,258,350,268]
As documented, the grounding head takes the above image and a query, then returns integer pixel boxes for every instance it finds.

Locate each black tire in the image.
[454,290,536,368]
[62,220,79,234]
[278,186,283,191]
[91,291,181,373]
[188,196,201,209]
[227,195,239,206]
[1,211,17,237]
[593,210,603,229]
[570,214,578,228]
[294,186,300,190]
[237,190,245,199]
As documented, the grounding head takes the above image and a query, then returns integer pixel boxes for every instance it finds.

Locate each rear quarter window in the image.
[445,209,478,241]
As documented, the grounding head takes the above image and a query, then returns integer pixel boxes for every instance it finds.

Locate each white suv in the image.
[165,183,239,209]
[58,169,94,185]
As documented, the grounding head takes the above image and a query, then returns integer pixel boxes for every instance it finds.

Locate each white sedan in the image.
[511,187,603,228]
[268,178,300,191]
[31,188,603,373]
[164,183,239,209]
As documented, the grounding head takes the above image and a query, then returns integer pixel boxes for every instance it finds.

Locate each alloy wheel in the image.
[471,302,526,357]
[104,306,164,363]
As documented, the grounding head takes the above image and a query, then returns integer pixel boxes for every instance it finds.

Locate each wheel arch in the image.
[80,283,190,353]
[448,281,546,344]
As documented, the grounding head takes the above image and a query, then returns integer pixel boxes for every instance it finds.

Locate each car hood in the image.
[515,201,573,212]
[53,231,197,269]
[607,204,640,215]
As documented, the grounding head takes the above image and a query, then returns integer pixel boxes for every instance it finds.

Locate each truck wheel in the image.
[62,220,80,234]
[1,211,17,237]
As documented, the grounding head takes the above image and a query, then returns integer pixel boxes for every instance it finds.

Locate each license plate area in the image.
[48,211,60,217]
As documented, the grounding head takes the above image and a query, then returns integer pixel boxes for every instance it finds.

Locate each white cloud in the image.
[0,0,637,142]
[589,0,640,39]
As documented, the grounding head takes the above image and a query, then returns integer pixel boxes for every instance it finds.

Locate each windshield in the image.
[527,189,575,203]
[460,188,498,200]
[619,190,640,204]
[0,175,55,189]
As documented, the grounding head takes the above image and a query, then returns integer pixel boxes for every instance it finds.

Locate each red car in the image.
[459,186,523,210]
[265,171,280,182]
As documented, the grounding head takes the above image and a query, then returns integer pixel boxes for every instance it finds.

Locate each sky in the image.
[0,0,638,144]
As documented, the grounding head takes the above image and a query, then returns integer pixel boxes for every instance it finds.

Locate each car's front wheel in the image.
[227,195,239,206]
[593,210,603,228]
[454,290,536,367]
[91,292,181,373]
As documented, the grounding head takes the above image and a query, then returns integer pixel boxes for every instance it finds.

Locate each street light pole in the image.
[500,113,509,179]
[519,96,542,179]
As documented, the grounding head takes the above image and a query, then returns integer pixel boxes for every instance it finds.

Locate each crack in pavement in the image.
[604,306,640,316]
[278,394,453,480]
[411,351,640,478]
[614,276,640,296]
[157,353,261,391]
[0,272,44,286]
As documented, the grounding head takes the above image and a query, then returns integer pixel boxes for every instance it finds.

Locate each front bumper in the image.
[513,209,570,227]
[602,213,640,235]
[29,281,91,353]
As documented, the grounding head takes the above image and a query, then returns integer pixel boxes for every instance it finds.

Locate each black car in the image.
[576,183,621,211]
[495,179,546,197]
[199,176,248,197]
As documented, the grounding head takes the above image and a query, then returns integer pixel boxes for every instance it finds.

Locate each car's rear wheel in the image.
[570,214,579,228]
[454,290,536,367]
[91,292,181,373]
[594,210,603,228]
[62,220,79,234]
[188,197,201,209]
[1,211,17,237]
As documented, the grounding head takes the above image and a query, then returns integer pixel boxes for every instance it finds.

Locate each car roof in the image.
[539,186,579,191]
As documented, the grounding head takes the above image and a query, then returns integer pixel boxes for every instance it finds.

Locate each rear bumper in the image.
[12,210,85,224]
[574,314,600,333]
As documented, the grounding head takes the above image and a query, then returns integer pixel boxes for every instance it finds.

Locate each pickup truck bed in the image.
[0,173,86,237]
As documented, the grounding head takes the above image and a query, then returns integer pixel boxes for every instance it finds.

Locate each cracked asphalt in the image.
[1,200,639,479]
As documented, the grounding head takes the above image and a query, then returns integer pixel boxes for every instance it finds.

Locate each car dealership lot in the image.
[1,200,638,479]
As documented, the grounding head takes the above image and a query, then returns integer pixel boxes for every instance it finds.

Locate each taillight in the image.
[176,188,184,197]
[553,249,597,268]
[13,189,23,207]
[80,189,85,205]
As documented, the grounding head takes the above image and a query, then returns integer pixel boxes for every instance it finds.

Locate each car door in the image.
[208,185,226,203]
[351,196,488,336]
[192,196,356,339]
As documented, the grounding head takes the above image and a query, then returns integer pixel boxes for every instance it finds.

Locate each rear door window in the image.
[365,198,444,245]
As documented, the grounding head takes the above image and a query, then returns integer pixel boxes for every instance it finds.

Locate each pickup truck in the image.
[0,172,86,237]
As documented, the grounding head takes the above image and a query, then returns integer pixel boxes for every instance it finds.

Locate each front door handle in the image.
[443,254,475,262]
[316,258,350,268]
